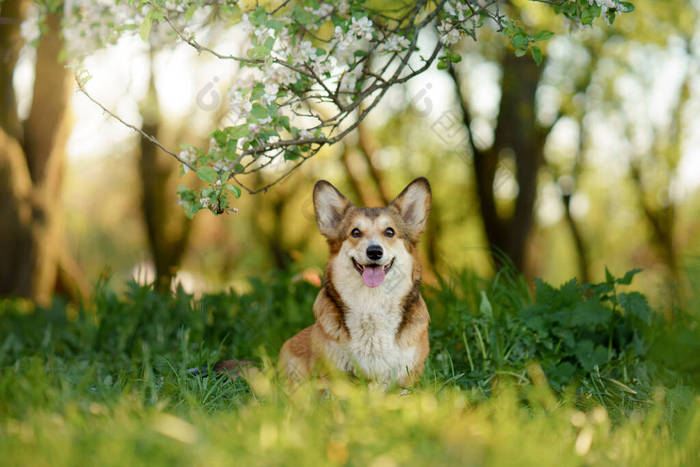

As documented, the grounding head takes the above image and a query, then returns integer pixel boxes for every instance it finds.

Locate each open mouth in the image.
[352,258,394,288]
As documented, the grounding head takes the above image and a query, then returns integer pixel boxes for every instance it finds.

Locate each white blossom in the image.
[339,66,363,93]
[437,21,461,45]
[379,34,411,53]
[213,160,234,172]
[254,25,274,42]
[261,83,279,106]
[248,122,261,134]
[269,65,297,86]
[333,26,362,64]
[349,16,374,41]
[293,40,316,64]
[229,90,253,120]
[337,0,350,15]
[240,14,254,33]
[179,147,197,173]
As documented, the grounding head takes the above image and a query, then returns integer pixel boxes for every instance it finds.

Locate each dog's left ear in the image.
[390,177,431,239]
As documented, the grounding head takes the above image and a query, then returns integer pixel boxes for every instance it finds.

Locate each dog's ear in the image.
[314,180,353,237]
[390,177,431,239]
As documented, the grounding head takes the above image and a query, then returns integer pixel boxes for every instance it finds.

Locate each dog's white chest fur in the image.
[329,262,416,383]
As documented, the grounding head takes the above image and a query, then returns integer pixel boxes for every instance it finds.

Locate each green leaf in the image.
[581,5,601,25]
[606,9,617,24]
[211,129,227,146]
[251,83,265,100]
[534,278,558,307]
[534,30,554,41]
[535,278,580,309]
[293,6,313,25]
[227,125,249,139]
[605,267,615,284]
[183,202,201,219]
[617,268,642,285]
[247,46,269,59]
[514,48,528,57]
[267,20,284,31]
[177,185,201,218]
[569,299,612,327]
[552,327,576,349]
[618,1,635,12]
[250,6,267,26]
[619,292,652,325]
[547,361,577,385]
[437,61,448,70]
[531,46,543,66]
[510,32,529,50]
[251,103,268,120]
[277,116,291,132]
[575,340,609,371]
[284,148,301,160]
[196,166,218,183]
[226,183,242,198]
[140,12,153,41]
[479,291,493,319]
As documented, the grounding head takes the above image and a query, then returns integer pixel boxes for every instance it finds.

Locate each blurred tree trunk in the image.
[0,4,88,304]
[0,0,23,141]
[138,77,192,293]
[450,53,545,274]
[339,143,373,206]
[357,123,391,205]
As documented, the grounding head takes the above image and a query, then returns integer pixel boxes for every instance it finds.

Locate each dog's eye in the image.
[384,227,395,238]
[351,228,362,238]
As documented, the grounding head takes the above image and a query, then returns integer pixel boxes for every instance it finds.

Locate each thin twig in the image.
[74,75,195,172]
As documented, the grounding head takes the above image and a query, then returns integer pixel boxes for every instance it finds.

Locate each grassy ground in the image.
[1,268,699,466]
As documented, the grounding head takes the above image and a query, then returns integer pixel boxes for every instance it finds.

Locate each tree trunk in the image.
[138,77,193,293]
[0,7,88,304]
[450,53,545,274]
[0,0,24,141]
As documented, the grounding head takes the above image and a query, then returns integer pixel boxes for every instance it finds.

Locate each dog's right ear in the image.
[313,180,352,237]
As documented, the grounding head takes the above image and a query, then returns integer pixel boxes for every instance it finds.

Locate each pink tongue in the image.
[362,266,385,287]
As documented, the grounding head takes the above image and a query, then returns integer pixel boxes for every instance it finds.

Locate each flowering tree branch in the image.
[67,0,636,216]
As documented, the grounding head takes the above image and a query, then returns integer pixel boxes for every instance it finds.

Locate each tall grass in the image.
[0,268,698,465]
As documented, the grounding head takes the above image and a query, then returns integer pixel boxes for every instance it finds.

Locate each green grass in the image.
[1,268,699,466]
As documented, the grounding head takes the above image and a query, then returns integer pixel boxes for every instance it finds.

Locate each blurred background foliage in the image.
[0,0,699,309]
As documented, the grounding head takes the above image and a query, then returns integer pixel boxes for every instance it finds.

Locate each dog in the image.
[278,178,431,386]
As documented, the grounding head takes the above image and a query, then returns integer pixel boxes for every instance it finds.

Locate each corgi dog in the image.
[279,178,431,386]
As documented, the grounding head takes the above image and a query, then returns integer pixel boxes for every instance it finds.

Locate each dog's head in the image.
[313,178,431,289]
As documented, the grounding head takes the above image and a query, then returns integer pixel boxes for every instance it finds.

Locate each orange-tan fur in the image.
[279,178,432,386]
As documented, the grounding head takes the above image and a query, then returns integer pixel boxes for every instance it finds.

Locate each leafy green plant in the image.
[0,267,690,419]
[428,268,662,417]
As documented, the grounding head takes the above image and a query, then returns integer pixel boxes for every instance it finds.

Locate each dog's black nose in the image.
[366,244,383,261]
